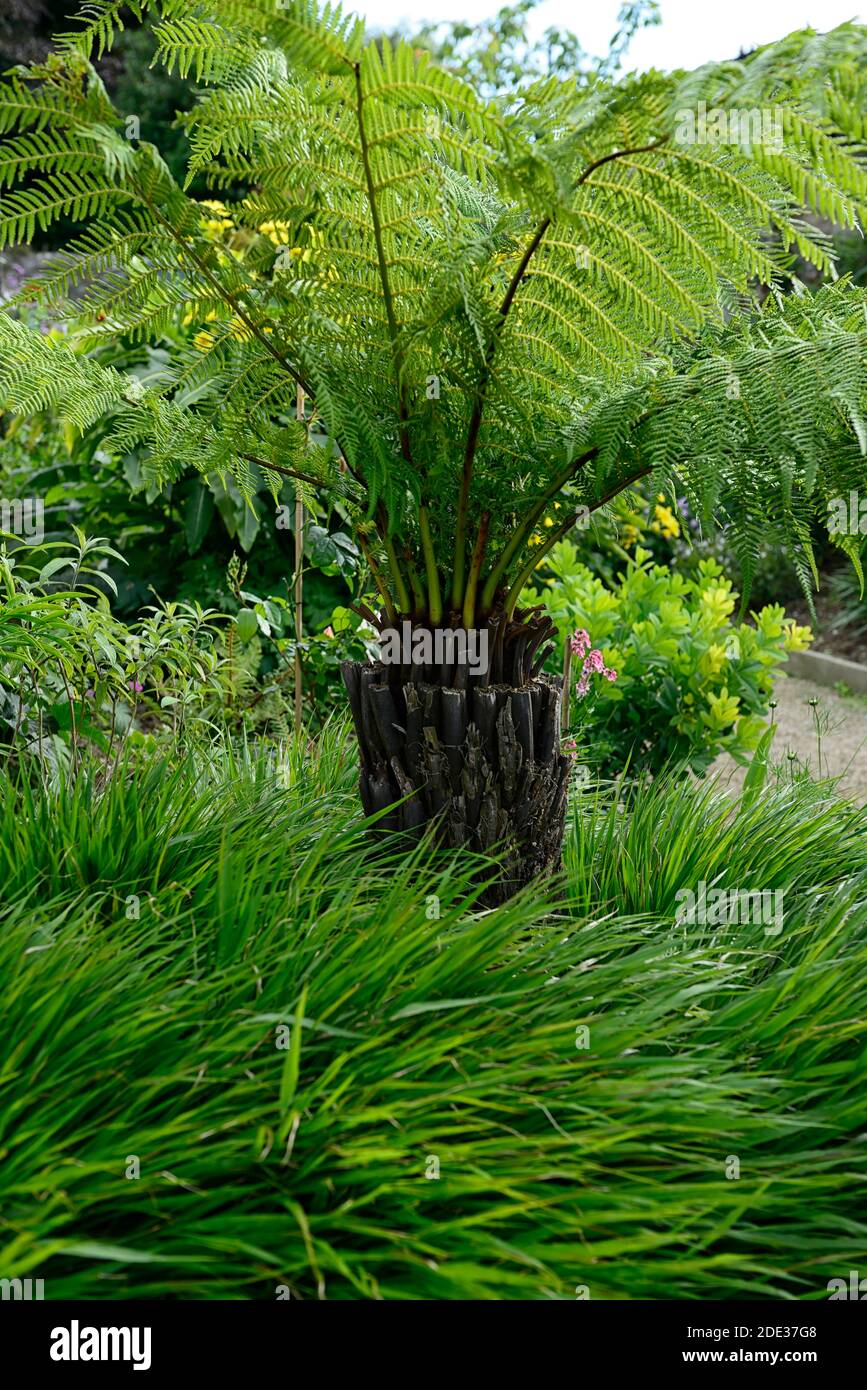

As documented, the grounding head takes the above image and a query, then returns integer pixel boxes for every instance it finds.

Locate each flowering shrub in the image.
[529,542,812,776]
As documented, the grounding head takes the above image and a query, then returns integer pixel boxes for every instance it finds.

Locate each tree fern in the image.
[0,3,866,625]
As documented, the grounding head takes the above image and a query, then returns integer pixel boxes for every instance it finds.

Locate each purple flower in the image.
[128,679,144,694]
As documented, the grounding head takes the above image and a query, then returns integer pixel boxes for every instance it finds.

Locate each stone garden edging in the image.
[785,648,867,695]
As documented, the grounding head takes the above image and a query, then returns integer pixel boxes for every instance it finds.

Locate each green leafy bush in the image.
[529,541,812,775]
[0,528,228,777]
[0,375,372,722]
[0,524,377,772]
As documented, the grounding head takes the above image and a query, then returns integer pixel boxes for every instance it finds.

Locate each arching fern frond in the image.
[0,4,866,623]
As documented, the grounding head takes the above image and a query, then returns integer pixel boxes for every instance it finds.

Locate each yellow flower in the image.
[529,533,542,546]
[653,503,680,539]
[199,201,234,236]
[544,516,553,527]
[193,330,214,352]
[186,306,218,332]
[259,219,291,247]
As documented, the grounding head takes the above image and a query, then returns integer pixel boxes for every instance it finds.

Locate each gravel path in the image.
[711,673,867,802]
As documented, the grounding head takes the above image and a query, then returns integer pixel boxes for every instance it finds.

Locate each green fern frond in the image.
[2,6,867,623]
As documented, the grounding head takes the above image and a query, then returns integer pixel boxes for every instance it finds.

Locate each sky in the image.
[352,0,865,70]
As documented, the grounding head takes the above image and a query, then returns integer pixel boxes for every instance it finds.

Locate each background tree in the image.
[414,0,660,93]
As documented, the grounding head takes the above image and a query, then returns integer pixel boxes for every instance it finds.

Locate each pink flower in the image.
[570,629,616,698]
[574,643,617,699]
[128,679,144,694]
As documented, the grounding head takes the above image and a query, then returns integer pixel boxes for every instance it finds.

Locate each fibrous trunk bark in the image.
[341,606,569,905]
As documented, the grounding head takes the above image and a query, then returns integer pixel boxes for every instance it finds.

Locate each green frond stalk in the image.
[480,449,597,611]
[503,467,651,618]
[461,510,491,629]
[381,532,412,616]
[356,530,397,624]
[418,506,442,624]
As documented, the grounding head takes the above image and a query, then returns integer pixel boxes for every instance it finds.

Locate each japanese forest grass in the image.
[1,729,866,1300]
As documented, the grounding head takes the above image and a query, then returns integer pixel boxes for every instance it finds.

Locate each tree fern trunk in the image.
[341,608,570,905]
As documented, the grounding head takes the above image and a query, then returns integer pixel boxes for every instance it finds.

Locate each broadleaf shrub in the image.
[530,542,812,776]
